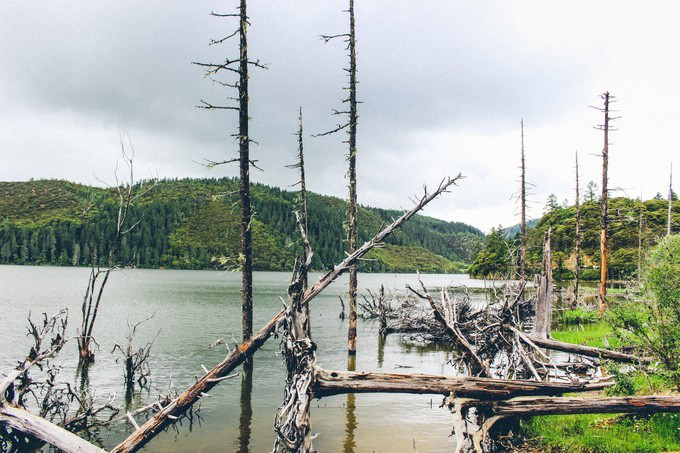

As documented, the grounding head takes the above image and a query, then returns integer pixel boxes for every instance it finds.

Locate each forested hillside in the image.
[469,195,679,279]
[0,178,482,273]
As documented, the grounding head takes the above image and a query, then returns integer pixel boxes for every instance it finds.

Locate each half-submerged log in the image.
[111,175,464,453]
[313,369,609,399]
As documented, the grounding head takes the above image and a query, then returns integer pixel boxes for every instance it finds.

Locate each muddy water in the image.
[0,266,511,452]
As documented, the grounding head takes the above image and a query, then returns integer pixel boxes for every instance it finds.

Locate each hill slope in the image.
[0,178,483,273]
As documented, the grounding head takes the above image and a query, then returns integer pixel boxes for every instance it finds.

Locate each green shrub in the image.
[609,234,680,391]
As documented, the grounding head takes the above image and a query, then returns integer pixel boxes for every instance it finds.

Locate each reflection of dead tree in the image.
[273,213,316,452]
[78,142,156,363]
[111,175,464,452]
[0,310,107,452]
[111,315,160,391]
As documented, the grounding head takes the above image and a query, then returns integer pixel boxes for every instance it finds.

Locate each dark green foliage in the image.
[471,195,680,279]
[468,227,511,278]
[0,178,483,272]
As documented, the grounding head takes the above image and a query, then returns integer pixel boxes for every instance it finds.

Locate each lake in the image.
[0,266,508,452]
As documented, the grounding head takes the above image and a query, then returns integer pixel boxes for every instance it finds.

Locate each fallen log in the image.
[514,329,652,364]
[111,175,464,453]
[471,395,680,452]
[0,405,105,453]
[312,368,610,399]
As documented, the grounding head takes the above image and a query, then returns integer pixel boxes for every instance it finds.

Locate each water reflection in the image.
[377,333,385,369]
[343,354,357,453]
[237,365,253,453]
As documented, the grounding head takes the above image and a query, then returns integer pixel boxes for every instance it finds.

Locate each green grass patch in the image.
[552,321,621,349]
[560,308,599,326]
[522,413,680,452]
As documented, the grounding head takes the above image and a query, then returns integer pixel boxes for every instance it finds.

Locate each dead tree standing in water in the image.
[193,0,267,355]
[573,150,581,305]
[79,143,154,364]
[317,0,359,356]
[593,91,617,312]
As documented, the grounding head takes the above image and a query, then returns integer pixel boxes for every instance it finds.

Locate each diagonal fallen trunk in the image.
[112,175,464,453]
[312,368,610,399]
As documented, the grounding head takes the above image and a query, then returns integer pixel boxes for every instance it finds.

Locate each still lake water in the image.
[0,266,506,452]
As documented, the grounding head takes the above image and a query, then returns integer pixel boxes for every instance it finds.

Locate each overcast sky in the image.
[1,1,677,232]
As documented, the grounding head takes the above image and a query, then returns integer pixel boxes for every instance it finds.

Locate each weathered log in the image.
[472,395,680,452]
[312,368,609,399]
[516,330,652,364]
[0,405,105,453]
[111,175,464,453]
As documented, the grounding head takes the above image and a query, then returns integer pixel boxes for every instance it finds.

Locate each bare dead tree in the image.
[317,0,359,356]
[78,142,156,364]
[193,0,268,354]
[592,91,618,312]
[668,162,674,236]
[573,151,581,305]
[111,315,160,392]
[520,119,527,281]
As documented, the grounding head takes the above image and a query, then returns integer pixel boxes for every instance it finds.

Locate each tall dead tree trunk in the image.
[238,0,254,349]
[533,228,552,339]
[318,0,359,356]
[520,119,527,281]
[668,162,674,236]
[194,2,267,358]
[573,151,581,305]
[595,91,615,313]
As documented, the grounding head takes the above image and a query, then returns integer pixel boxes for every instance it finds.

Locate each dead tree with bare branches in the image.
[0,310,112,453]
[111,315,160,392]
[316,0,359,356]
[592,91,618,312]
[519,120,527,281]
[573,151,581,304]
[193,0,268,354]
[78,143,156,364]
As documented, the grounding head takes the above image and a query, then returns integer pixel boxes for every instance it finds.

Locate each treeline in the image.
[469,194,679,280]
[0,178,483,273]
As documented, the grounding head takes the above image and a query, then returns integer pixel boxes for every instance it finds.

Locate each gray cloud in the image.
[1,1,678,231]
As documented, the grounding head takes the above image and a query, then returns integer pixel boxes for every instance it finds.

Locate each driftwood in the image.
[313,369,609,399]
[111,175,464,452]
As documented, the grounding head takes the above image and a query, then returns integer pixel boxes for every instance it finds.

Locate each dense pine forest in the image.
[469,192,679,280]
[0,178,482,273]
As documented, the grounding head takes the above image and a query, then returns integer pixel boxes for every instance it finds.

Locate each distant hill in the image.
[0,178,483,273]
[502,219,539,238]
[469,195,679,280]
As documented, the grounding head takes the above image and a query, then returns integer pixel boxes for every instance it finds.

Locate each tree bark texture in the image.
[533,228,552,339]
